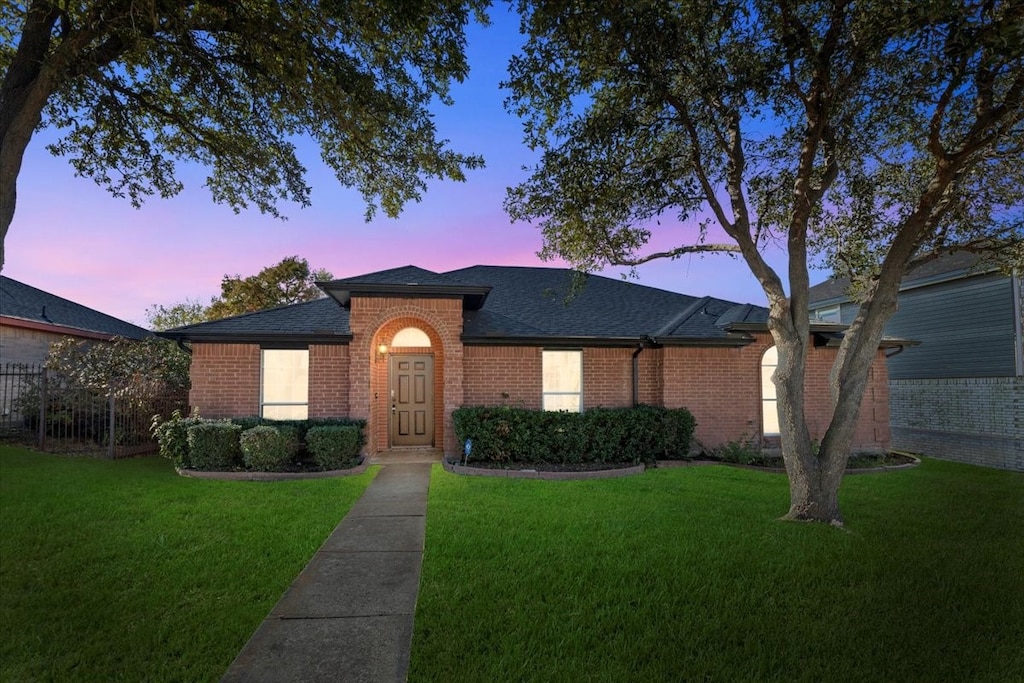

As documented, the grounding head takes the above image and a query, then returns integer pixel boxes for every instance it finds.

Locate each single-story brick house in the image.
[160,265,897,457]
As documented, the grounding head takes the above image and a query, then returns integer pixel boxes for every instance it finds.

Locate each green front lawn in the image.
[411,460,1024,682]
[0,446,374,682]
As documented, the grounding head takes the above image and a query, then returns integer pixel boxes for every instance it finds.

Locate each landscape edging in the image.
[176,455,370,481]
[656,454,921,474]
[443,457,645,480]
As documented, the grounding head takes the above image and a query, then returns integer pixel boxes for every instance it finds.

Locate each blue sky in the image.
[4,9,787,326]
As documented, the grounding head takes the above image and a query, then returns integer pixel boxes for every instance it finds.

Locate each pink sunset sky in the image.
[4,10,790,327]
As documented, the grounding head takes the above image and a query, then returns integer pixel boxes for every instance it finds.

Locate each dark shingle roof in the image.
[161,297,350,342]
[0,276,151,339]
[162,265,768,346]
[808,251,991,305]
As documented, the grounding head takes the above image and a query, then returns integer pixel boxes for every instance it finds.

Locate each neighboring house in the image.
[161,265,899,457]
[809,253,1024,471]
[0,276,151,366]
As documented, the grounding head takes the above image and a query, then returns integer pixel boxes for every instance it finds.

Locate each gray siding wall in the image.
[890,377,1023,471]
[886,273,1016,379]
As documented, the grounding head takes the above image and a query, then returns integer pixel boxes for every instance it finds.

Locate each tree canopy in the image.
[146,255,332,330]
[505,0,1024,523]
[0,0,488,269]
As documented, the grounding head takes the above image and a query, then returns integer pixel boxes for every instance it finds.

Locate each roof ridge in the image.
[655,296,711,338]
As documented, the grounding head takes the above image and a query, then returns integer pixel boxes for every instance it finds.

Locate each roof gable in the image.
[318,265,491,309]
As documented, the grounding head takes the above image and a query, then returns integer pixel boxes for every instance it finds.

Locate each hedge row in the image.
[152,411,366,472]
[452,405,696,465]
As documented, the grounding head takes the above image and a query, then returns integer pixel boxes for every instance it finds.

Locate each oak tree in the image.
[0,0,487,269]
[205,255,332,319]
[505,0,1024,524]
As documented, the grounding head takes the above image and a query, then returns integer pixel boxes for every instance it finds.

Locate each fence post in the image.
[108,382,116,459]
[37,368,47,450]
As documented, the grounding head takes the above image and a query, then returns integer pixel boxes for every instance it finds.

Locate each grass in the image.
[410,459,1024,682]
[0,445,375,682]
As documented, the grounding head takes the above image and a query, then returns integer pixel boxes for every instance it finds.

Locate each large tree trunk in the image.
[770,317,848,525]
[0,2,62,272]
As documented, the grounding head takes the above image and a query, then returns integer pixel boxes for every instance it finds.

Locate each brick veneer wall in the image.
[348,297,464,454]
[185,321,892,457]
[661,334,890,453]
[890,377,1023,471]
[309,344,350,418]
[0,325,65,366]
[188,343,260,418]
[462,346,542,408]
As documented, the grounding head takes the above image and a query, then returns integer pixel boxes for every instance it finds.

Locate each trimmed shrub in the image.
[230,417,366,450]
[240,426,298,472]
[186,422,242,471]
[453,405,697,465]
[151,408,207,469]
[305,426,362,471]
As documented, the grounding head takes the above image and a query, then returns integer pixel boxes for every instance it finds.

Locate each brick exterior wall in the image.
[660,334,889,453]
[890,377,1023,471]
[348,297,464,455]
[185,308,892,458]
[0,325,66,366]
[462,346,542,408]
[309,344,350,418]
[188,343,260,418]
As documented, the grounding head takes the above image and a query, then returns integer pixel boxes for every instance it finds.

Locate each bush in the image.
[186,422,242,471]
[239,426,299,472]
[710,439,762,465]
[452,405,697,466]
[305,426,362,470]
[151,408,207,468]
[230,417,366,451]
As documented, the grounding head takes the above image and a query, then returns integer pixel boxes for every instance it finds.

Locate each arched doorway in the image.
[377,324,437,448]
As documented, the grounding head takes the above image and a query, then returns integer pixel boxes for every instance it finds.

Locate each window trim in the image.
[260,348,309,420]
[542,349,583,413]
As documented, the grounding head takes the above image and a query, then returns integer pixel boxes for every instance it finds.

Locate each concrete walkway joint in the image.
[222,463,432,683]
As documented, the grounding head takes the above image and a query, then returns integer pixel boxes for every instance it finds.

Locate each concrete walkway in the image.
[222,463,432,683]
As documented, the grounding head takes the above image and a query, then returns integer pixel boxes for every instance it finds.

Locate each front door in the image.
[390,355,434,447]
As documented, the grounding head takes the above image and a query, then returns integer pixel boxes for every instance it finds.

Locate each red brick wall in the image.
[186,324,890,456]
[348,297,464,454]
[462,346,543,408]
[662,344,763,449]
[802,344,891,452]
[309,344,349,418]
[660,333,890,452]
[188,343,260,418]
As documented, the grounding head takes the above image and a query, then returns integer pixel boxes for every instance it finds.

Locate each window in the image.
[261,349,308,419]
[391,327,431,347]
[543,350,582,412]
[761,346,780,436]
[811,305,841,323]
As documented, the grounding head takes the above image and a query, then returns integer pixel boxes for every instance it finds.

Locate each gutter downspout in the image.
[632,336,657,407]
[632,344,644,407]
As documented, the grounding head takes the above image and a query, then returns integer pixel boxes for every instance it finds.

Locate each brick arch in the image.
[347,298,464,454]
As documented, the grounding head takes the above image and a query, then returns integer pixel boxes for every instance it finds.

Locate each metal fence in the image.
[0,363,188,458]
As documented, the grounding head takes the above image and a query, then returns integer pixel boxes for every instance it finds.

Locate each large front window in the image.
[543,350,582,412]
[261,349,309,419]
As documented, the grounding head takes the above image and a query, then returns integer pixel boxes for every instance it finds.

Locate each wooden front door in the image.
[390,355,434,447]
